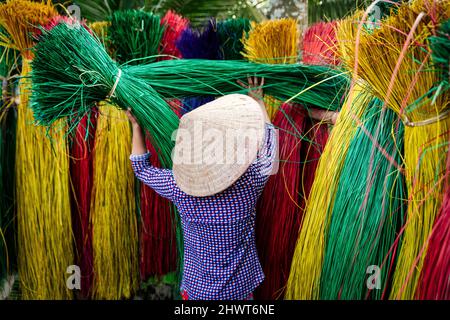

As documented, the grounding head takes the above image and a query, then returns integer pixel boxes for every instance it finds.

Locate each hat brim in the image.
[173,94,266,197]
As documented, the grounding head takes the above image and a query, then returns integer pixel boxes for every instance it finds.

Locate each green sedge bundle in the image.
[285,83,374,299]
[217,18,251,60]
[109,10,165,65]
[320,105,406,300]
[339,0,449,299]
[30,23,348,163]
[128,59,348,111]
[31,22,179,166]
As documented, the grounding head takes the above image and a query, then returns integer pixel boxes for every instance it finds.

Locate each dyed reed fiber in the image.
[338,0,449,299]
[109,11,183,283]
[302,21,339,66]
[417,137,450,300]
[320,105,406,300]
[70,114,96,298]
[90,21,111,50]
[176,19,220,114]
[0,39,18,285]
[217,18,251,60]
[176,19,221,60]
[16,60,73,300]
[285,84,374,299]
[243,19,298,64]
[139,140,178,279]
[30,22,347,158]
[109,10,165,65]
[255,104,306,299]
[0,0,74,300]
[429,18,449,84]
[0,105,16,286]
[127,58,347,111]
[243,18,299,120]
[160,10,189,60]
[31,22,179,168]
[0,0,57,59]
[90,103,139,299]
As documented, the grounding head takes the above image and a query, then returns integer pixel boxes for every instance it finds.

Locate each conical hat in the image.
[172,94,266,197]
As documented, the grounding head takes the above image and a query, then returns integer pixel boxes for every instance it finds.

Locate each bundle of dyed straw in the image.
[176,19,219,113]
[108,10,181,285]
[0,0,73,300]
[90,103,139,300]
[302,21,339,66]
[109,10,164,65]
[286,83,375,299]
[160,10,189,60]
[339,0,449,299]
[30,22,348,162]
[243,18,299,119]
[320,105,406,300]
[255,104,307,299]
[217,18,251,60]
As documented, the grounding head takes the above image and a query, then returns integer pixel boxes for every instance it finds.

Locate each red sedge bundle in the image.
[160,10,189,60]
[140,140,178,279]
[70,114,96,298]
[255,104,306,299]
[417,137,450,300]
[302,21,339,66]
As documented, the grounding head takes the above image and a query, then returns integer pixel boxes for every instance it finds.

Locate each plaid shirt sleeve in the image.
[248,123,278,196]
[130,152,177,201]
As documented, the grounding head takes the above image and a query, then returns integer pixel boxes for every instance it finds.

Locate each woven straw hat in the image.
[172,94,266,197]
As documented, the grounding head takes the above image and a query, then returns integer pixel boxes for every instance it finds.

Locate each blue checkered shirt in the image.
[130,123,277,300]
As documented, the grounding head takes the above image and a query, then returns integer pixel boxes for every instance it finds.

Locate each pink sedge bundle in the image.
[255,104,306,299]
[139,139,178,279]
[417,139,450,300]
[160,10,189,60]
[70,114,96,298]
[302,21,339,66]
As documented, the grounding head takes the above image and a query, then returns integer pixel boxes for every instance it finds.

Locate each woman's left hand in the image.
[237,76,265,106]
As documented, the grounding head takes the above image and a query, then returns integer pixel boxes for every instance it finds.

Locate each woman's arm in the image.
[126,109,177,201]
[126,109,147,155]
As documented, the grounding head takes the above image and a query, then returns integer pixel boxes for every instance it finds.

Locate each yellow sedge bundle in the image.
[285,82,372,299]
[90,103,139,299]
[0,0,73,299]
[243,18,298,119]
[0,0,56,59]
[339,0,449,299]
[90,21,111,51]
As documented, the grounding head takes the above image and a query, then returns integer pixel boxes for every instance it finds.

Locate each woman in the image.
[127,77,277,300]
